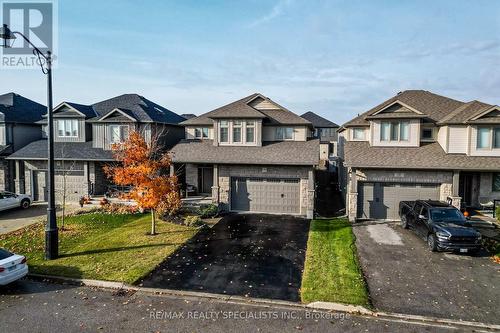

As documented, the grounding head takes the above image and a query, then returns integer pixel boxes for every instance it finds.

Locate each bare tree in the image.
[56,144,77,231]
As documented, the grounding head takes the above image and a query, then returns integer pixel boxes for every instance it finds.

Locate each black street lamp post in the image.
[0,24,58,259]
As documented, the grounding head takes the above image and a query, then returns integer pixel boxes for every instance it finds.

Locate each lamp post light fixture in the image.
[0,23,58,260]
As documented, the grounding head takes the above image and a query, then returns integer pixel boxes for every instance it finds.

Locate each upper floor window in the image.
[477,127,500,149]
[194,127,209,139]
[421,128,434,140]
[220,120,229,143]
[352,128,365,140]
[57,119,78,137]
[246,121,255,143]
[233,120,242,143]
[110,125,129,143]
[276,127,294,140]
[380,121,409,141]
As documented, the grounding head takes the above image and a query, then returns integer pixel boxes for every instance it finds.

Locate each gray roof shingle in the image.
[171,139,319,166]
[300,111,339,128]
[7,140,114,161]
[181,93,311,126]
[0,93,45,123]
[344,141,500,171]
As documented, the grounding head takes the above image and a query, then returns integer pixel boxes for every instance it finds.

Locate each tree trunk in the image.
[151,209,156,235]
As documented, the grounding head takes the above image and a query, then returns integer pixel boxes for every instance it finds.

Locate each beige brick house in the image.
[171,93,319,218]
[338,90,500,222]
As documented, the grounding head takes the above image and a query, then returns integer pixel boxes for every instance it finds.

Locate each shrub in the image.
[102,203,141,215]
[198,204,218,218]
[496,206,500,222]
[184,215,205,227]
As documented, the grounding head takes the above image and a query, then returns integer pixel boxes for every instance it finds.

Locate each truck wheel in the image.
[427,234,438,252]
[400,216,409,229]
[20,199,30,209]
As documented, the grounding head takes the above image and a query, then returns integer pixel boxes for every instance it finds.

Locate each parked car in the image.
[0,248,28,285]
[399,200,482,253]
[0,191,31,211]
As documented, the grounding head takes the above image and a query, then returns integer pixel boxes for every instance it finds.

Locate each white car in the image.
[0,191,31,211]
[0,248,28,285]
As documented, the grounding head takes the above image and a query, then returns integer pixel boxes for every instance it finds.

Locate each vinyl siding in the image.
[437,126,448,151]
[448,126,468,154]
[0,124,5,145]
[12,124,42,151]
[248,98,279,110]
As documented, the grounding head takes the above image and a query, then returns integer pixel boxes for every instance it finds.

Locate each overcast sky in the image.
[2,0,499,124]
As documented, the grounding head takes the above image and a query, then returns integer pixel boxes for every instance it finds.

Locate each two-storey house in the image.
[8,94,185,202]
[339,90,500,222]
[171,93,319,217]
[0,93,46,192]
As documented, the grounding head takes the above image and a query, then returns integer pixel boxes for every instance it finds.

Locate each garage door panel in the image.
[358,182,440,220]
[231,177,300,214]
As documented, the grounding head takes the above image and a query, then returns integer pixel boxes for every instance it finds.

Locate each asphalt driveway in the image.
[141,214,310,301]
[353,221,500,325]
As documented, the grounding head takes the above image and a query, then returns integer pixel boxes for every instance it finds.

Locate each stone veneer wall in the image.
[347,168,454,222]
[216,164,313,216]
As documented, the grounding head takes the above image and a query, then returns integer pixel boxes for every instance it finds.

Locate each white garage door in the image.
[358,182,440,220]
[231,177,301,214]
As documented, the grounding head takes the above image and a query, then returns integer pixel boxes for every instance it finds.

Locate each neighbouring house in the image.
[339,90,500,222]
[181,114,197,120]
[301,111,340,168]
[0,93,46,192]
[171,93,319,218]
[7,94,185,202]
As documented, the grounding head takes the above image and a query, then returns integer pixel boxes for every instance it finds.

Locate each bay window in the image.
[380,121,409,141]
[57,119,78,137]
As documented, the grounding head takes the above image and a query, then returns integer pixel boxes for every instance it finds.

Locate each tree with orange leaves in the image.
[104,131,181,235]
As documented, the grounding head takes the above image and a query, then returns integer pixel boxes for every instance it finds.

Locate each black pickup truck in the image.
[399,200,482,253]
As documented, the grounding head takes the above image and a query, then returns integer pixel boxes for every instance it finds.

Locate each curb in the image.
[28,274,500,331]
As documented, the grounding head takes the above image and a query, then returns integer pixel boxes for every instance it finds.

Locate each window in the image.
[477,127,491,149]
[493,173,500,192]
[57,119,78,137]
[220,120,229,143]
[109,125,129,143]
[194,127,209,139]
[246,121,255,143]
[276,127,294,140]
[494,128,500,148]
[422,128,433,140]
[233,120,242,143]
[380,121,409,141]
[352,128,365,140]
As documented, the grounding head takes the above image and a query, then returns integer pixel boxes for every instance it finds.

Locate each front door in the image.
[32,171,48,202]
[198,166,213,194]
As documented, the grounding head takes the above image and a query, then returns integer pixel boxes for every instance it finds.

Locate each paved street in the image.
[0,279,474,333]
[353,221,500,325]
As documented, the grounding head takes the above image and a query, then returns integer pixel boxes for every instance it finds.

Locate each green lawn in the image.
[301,218,369,306]
[0,213,197,284]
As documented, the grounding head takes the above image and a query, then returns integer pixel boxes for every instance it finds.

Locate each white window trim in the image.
[57,119,79,138]
[380,121,410,142]
[219,120,258,145]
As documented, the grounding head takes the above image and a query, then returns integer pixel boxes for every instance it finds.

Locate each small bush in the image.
[198,204,218,218]
[496,206,500,222]
[184,215,205,227]
[102,203,141,215]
